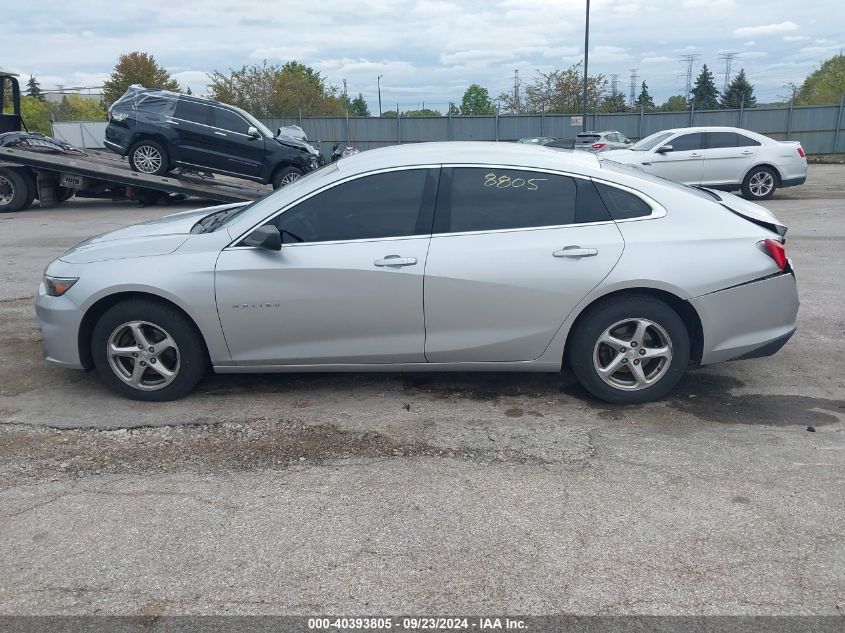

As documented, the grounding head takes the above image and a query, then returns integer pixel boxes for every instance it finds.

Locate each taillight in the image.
[592,142,606,149]
[762,238,787,271]
[796,146,805,158]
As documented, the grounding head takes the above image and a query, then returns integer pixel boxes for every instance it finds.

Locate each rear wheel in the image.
[128,140,170,176]
[0,168,35,212]
[569,295,690,404]
[91,299,207,401]
[272,165,303,189]
[741,166,778,200]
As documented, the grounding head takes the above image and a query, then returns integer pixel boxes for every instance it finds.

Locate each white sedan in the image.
[601,126,807,200]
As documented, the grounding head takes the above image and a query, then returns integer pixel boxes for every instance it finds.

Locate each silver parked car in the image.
[36,142,798,404]
[602,126,807,200]
[574,130,631,152]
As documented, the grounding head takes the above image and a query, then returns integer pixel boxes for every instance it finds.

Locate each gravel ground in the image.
[0,165,843,615]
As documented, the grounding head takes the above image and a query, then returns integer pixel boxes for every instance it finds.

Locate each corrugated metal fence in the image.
[52,102,845,155]
[264,102,845,156]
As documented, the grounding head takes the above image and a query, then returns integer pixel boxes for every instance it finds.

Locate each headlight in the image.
[110,110,128,122]
[43,275,78,297]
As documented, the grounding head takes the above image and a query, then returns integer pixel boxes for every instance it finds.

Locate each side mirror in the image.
[656,144,673,153]
[241,225,281,251]
[247,126,260,139]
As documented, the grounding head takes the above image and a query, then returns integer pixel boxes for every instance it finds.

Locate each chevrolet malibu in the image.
[35,142,798,404]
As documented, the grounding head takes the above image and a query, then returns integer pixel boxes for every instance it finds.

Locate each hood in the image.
[600,149,641,163]
[274,134,319,156]
[700,188,788,237]
[59,203,244,264]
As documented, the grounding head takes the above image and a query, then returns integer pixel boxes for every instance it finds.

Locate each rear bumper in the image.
[781,175,806,188]
[690,272,799,365]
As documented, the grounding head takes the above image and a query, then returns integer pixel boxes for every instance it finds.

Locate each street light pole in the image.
[377,75,383,117]
[581,0,590,133]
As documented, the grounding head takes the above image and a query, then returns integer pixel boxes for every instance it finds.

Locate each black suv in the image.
[105,86,318,188]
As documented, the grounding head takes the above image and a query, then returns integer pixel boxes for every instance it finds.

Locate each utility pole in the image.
[680,54,700,96]
[377,75,383,116]
[719,52,737,92]
[513,68,521,113]
[628,68,639,107]
[581,0,590,133]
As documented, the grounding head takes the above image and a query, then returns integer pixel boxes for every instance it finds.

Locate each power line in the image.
[719,52,738,92]
[679,54,701,95]
[628,68,639,106]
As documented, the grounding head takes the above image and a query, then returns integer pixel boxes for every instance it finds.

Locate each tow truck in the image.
[1,69,268,212]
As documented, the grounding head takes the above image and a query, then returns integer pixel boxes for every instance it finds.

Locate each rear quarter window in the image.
[595,183,653,220]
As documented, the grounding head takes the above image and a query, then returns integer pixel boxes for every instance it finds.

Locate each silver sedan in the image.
[35,142,798,404]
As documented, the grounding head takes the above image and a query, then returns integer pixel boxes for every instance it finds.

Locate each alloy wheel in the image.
[133,145,163,174]
[107,321,180,391]
[593,318,673,391]
[279,172,301,186]
[748,171,774,197]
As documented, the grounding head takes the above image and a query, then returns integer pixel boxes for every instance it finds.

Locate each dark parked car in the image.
[105,86,319,188]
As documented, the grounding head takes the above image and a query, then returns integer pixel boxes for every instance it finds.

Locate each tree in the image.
[460,84,495,115]
[690,64,719,110]
[185,87,193,96]
[720,69,756,109]
[523,63,606,114]
[103,52,180,103]
[447,102,461,116]
[661,95,689,111]
[208,60,345,117]
[349,93,371,117]
[634,81,656,111]
[51,95,107,122]
[796,54,845,105]
[19,96,51,134]
[26,75,45,101]
[401,108,442,117]
[601,92,628,113]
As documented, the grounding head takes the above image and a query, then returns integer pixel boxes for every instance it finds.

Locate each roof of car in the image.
[658,126,769,138]
[335,141,601,176]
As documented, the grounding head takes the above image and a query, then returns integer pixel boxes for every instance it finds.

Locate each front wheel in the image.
[272,166,303,189]
[741,166,778,200]
[128,140,170,176]
[91,299,208,401]
[568,295,690,404]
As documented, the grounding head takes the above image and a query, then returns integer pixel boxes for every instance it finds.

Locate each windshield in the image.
[629,131,674,151]
[599,159,717,202]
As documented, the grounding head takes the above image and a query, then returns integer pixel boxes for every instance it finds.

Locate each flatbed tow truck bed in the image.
[0,146,271,210]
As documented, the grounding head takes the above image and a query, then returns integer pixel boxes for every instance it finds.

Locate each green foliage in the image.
[460,84,495,115]
[208,60,345,117]
[26,75,44,101]
[350,93,371,117]
[601,92,628,113]
[523,63,606,114]
[796,54,845,105]
[402,108,442,117]
[103,52,180,104]
[51,95,108,122]
[690,64,719,110]
[447,102,461,116]
[19,95,51,134]
[635,81,656,111]
[661,95,689,111]
[720,69,756,109]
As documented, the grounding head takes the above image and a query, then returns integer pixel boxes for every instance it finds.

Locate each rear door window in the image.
[595,183,653,220]
[736,134,761,147]
[173,99,211,125]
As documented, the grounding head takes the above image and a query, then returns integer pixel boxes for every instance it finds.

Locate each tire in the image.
[128,140,170,176]
[272,165,303,190]
[568,294,690,404]
[741,166,778,200]
[91,299,208,401]
[0,168,34,212]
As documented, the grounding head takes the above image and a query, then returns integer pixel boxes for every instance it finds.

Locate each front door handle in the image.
[689,152,702,157]
[374,255,418,267]
[741,150,754,155]
[553,246,598,259]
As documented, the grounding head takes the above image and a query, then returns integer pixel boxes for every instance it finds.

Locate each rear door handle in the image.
[374,255,418,267]
[553,246,598,258]
[690,152,702,158]
[741,150,754,155]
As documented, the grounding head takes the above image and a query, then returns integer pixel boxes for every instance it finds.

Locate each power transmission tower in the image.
[628,68,639,106]
[610,73,619,96]
[679,54,700,95]
[718,52,737,92]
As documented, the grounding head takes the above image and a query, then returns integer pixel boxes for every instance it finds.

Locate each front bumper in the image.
[691,272,799,365]
[34,284,85,369]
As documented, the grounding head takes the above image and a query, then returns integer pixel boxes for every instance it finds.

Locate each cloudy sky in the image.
[2,0,842,111]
